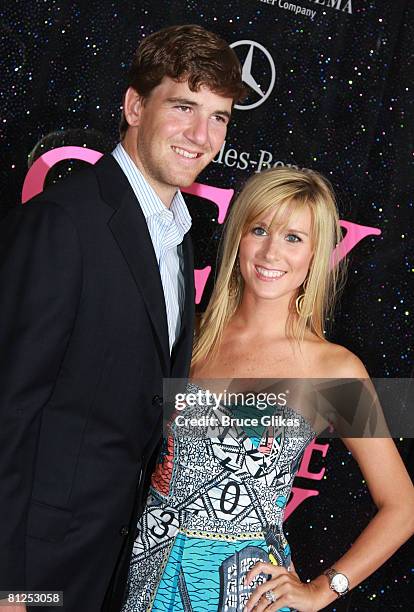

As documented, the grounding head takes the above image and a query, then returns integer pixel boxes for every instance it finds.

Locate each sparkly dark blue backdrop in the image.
[1,1,413,609]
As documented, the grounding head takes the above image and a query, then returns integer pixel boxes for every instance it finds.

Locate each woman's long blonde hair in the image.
[192,166,347,366]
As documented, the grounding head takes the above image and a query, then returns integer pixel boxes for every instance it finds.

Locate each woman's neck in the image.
[230,291,293,340]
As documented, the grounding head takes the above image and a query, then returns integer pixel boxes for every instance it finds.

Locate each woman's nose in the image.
[261,235,282,262]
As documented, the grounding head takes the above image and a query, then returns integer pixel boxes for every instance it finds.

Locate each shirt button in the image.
[120,526,129,536]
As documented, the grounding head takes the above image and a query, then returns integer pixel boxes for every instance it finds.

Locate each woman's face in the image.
[238,204,314,304]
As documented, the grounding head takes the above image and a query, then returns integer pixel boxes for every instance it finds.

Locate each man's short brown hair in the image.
[119,24,245,137]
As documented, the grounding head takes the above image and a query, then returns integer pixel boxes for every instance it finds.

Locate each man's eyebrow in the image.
[214,109,232,120]
[166,97,198,106]
[166,97,231,120]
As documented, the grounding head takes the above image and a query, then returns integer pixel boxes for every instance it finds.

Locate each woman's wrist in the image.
[308,574,341,610]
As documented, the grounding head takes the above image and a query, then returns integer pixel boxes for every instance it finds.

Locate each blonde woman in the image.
[124,168,414,612]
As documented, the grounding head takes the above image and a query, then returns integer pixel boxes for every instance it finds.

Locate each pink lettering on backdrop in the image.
[181,183,234,224]
[281,440,331,519]
[333,220,382,265]
[284,487,320,521]
[194,267,212,305]
[297,439,330,480]
[21,147,103,203]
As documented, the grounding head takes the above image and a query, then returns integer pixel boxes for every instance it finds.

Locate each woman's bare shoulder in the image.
[308,338,369,378]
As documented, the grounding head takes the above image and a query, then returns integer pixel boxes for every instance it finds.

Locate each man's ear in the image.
[123,86,144,128]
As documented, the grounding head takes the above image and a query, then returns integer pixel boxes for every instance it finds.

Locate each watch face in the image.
[331,573,349,593]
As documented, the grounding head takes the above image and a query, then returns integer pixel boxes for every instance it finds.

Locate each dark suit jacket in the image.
[0,154,195,611]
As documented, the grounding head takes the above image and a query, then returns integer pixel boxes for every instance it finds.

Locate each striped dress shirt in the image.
[112,143,192,353]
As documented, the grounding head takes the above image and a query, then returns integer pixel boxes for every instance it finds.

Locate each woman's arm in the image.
[308,435,414,610]
[308,352,414,609]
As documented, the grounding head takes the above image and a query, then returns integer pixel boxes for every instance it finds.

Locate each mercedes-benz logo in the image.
[230,40,276,110]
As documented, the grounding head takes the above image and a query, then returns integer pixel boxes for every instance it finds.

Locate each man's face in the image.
[124,77,233,202]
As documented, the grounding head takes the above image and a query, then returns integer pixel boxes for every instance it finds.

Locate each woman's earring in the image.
[295,278,313,318]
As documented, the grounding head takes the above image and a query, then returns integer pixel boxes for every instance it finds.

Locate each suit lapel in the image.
[171,232,195,377]
[94,155,170,375]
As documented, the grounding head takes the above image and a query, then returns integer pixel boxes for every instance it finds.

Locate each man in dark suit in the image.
[0,25,243,611]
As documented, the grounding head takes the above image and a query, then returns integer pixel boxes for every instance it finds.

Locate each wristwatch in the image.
[323,567,349,597]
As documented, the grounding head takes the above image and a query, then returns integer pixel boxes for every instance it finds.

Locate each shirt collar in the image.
[111,142,192,235]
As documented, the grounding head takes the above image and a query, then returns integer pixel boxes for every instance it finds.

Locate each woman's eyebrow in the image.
[285,228,309,236]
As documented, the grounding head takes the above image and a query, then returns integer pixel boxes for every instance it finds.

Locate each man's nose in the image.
[184,115,209,146]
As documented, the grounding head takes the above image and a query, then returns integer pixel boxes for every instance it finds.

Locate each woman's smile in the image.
[254,265,287,281]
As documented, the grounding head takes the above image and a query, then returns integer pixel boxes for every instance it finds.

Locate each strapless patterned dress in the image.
[122,383,316,612]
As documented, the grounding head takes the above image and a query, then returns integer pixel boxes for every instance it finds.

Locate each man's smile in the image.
[171,145,203,159]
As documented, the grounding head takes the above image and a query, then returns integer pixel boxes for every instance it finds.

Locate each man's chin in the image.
[174,170,205,189]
